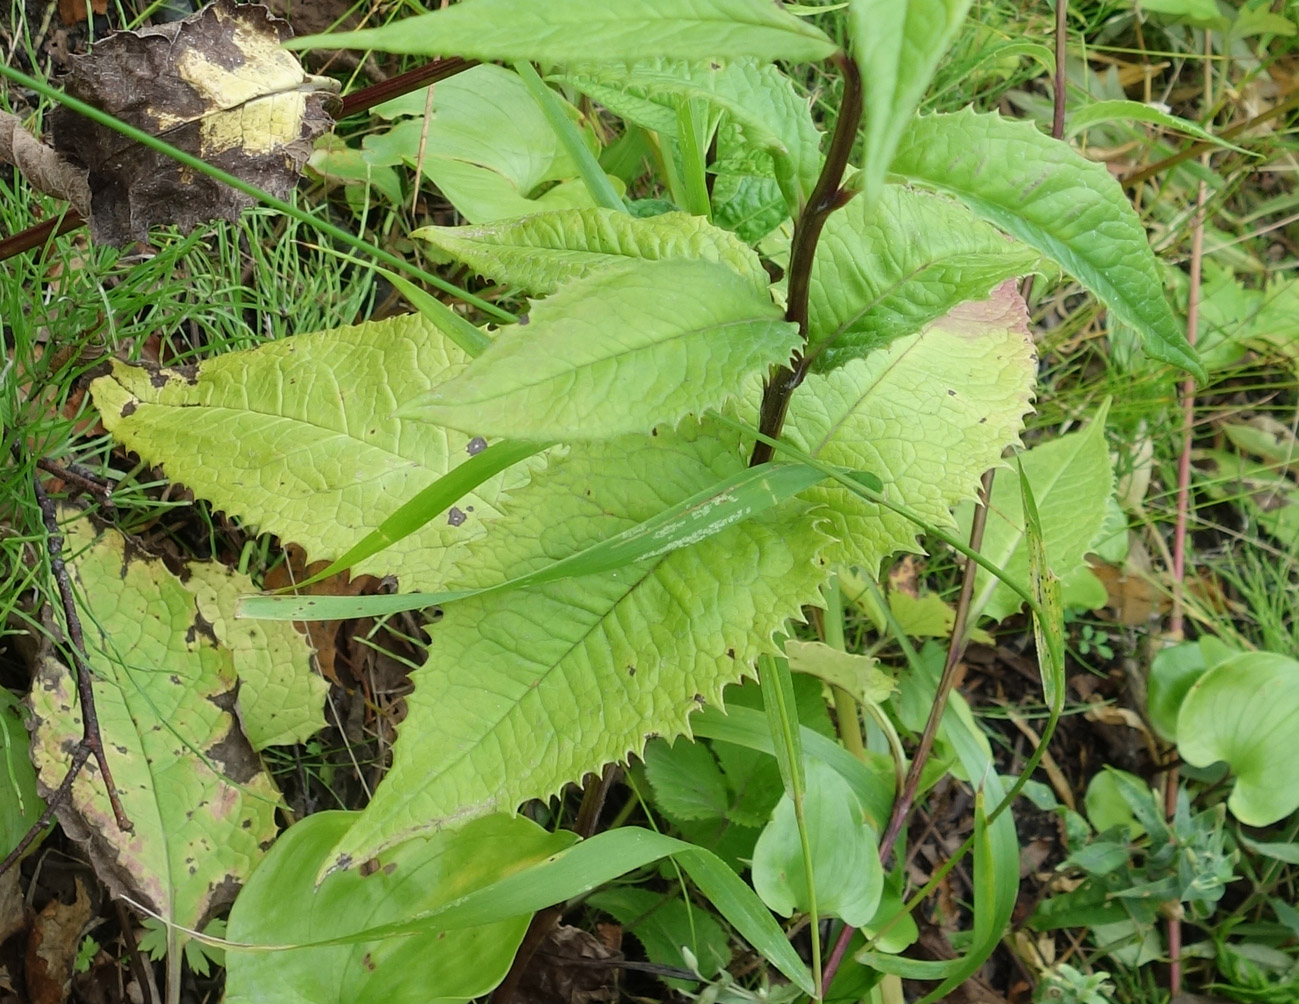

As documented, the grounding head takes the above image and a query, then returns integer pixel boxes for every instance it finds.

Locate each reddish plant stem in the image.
[750,52,863,467]
[0,56,476,264]
[822,3,1072,989]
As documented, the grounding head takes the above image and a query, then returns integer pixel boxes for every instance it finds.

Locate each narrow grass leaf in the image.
[289,439,551,590]
[377,267,492,358]
[240,461,833,620]
[1019,458,1065,711]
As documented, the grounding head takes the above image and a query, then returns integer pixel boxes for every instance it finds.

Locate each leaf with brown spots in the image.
[26,513,281,967]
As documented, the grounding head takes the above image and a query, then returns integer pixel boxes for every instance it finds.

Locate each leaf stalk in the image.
[751,51,863,466]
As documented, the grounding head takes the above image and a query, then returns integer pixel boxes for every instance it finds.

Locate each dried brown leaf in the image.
[49,0,339,244]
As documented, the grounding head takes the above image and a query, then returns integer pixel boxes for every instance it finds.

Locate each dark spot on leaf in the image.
[466,436,487,456]
[693,693,705,705]
[651,428,659,437]
[466,505,474,512]
[205,719,262,784]
[383,863,397,875]
[186,610,218,646]
[359,859,381,877]
[242,819,252,828]
[979,416,987,423]
[518,314,530,326]
[626,665,635,677]
[710,61,720,70]
[363,954,376,971]
[119,400,137,418]
[947,388,956,396]
[726,648,736,659]
[447,506,467,527]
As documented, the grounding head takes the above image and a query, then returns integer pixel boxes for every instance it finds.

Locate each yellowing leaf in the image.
[27,515,281,953]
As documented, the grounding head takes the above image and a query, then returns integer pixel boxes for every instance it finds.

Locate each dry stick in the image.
[750,51,863,467]
[0,56,477,264]
[491,763,621,1004]
[0,449,135,879]
[822,6,1073,990]
[1123,84,1299,188]
[1165,37,1212,1002]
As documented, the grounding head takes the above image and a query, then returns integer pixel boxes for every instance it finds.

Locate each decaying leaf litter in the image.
[1,1,1298,1003]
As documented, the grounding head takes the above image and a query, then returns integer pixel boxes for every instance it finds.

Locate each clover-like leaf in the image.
[49,0,338,244]
[1177,650,1299,827]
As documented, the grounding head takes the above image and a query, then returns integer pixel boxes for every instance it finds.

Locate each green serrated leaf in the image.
[414,208,767,297]
[27,516,280,950]
[286,0,838,64]
[226,812,573,1004]
[784,282,1037,573]
[91,312,536,589]
[403,260,799,441]
[891,108,1204,378]
[323,420,832,869]
[848,0,972,206]
[182,561,326,750]
[958,402,1113,625]
[644,737,731,822]
[558,58,822,210]
[806,186,1045,372]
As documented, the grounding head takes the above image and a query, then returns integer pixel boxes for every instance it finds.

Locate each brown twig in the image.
[0,56,476,264]
[36,457,117,513]
[1164,34,1212,1000]
[821,4,1072,989]
[750,51,863,467]
[0,444,133,884]
[1123,84,1299,187]
[492,764,621,1004]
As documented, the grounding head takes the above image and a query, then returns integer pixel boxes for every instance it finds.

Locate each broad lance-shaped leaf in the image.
[784,281,1037,574]
[27,516,281,955]
[557,59,822,211]
[324,419,832,869]
[403,259,799,441]
[849,0,972,206]
[806,185,1046,372]
[956,401,1113,626]
[891,109,1203,379]
[415,207,767,297]
[226,812,575,1004]
[91,312,537,589]
[286,0,838,64]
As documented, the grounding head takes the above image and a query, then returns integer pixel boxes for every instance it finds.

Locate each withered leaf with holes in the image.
[49,0,340,245]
